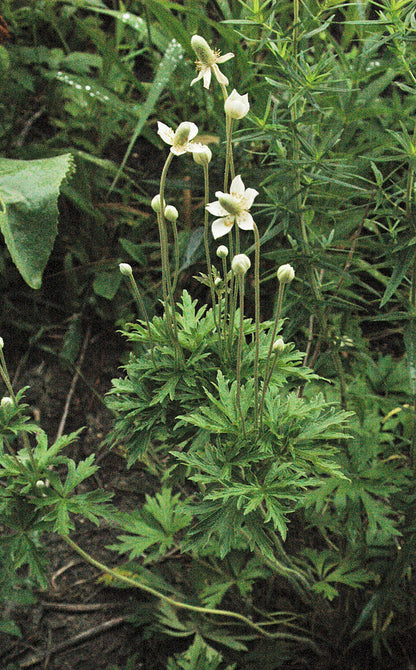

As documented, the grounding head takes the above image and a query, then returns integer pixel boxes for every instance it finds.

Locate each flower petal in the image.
[186,123,199,142]
[190,71,203,87]
[212,64,228,85]
[212,216,234,239]
[157,121,174,145]
[170,146,187,156]
[187,141,207,154]
[206,200,229,217]
[236,211,254,231]
[203,67,212,89]
[230,175,245,196]
[240,188,259,209]
[217,53,235,63]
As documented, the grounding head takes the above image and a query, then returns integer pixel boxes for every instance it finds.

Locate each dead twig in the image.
[39,601,117,612]
[19,616,126,668]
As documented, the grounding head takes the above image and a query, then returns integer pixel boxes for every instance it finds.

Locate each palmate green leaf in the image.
[0,154,75,288]
[167,633,235,670]
[109,488,192,560]
[303,549,374,601]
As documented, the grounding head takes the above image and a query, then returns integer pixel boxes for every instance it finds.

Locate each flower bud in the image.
[191,35,215,65]
[0,337,3,349]
[151,194,163,213]
[119,263,133,277]
[277,264,295,284]
[36,479,46,488]
[214,277,222,287]
[1,396,13,409]
[232,254,251,276]
[272,338,285,354]
[224,89,249,120]
[216,245,229,259]
[193,145,212,167]
[164,205,179,222]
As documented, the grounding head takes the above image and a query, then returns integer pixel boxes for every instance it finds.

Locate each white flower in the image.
[224,90,249,119]
[157,121,206,156]
[190,35,234,89]
[206,175,258,239]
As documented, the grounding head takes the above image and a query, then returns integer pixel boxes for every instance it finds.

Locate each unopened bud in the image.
[224,90,249,120]
[164,205,179,222]
[193,145,212,167]
[214,277,222,287]
[36,479,46,488]
[119,263,133,277]
[1,396,13,409]
[151,194,163,213]
[232,254,251,276]
[272,338,285,354]
[0,337,3,349]
[216,245,229,259]
[277,264,295,284]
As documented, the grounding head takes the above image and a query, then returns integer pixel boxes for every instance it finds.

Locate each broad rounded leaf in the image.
[0,154,75,288]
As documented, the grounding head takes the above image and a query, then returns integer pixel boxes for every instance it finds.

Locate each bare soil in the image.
[0,324,181,670]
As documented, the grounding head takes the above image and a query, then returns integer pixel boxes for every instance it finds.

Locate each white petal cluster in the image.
[157,121,207,156]
[206,175,258,239]
[190,35,234,89]
[224,90,249,119]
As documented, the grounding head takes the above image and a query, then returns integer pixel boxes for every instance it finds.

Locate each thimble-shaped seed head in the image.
[191,35,215,65]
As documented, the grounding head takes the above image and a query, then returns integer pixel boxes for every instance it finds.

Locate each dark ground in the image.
[0,324,182,670]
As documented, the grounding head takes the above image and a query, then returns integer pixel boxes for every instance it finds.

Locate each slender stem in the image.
[259,283,285,430]
[62,535,279,639]
[253,223,261,430]
[203,165,222,355]
[159,153,184,365]
[221,255,229,348]
[236,275,247,438]
[0,349,36,468]
[170,218,180,295]
[125,274,155,365]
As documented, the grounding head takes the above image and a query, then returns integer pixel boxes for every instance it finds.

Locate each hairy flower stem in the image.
[202,165,222,356]
[221,255,229,347]
[259,283,285,431]
[62,534,284,640]
[0,350,36,468]
[253,223,261,430]
[159,153,184,365]
[220,83,235,191]
[226,231,236,356]
[170,218,180,295]
[236,275,247,438]
[124,274,155,365]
